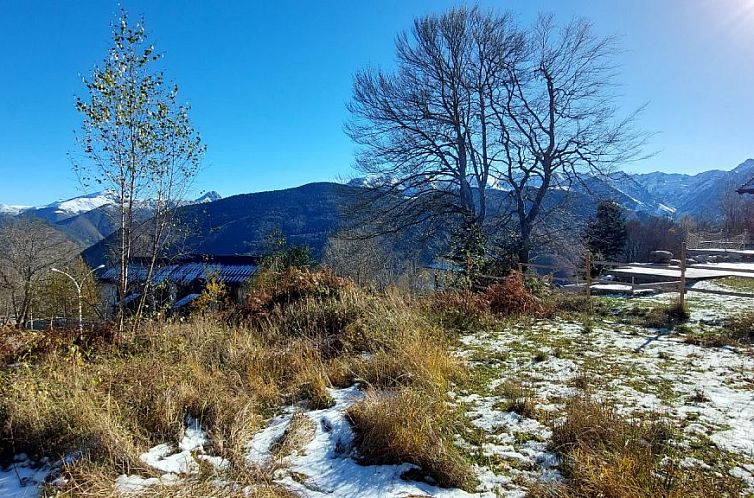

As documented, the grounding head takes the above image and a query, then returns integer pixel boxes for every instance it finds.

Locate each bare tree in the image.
[0,219,79,328]
[346,7,523,238]
[720,183,754,235]
[323,233,407,289]
[625,216,686,263]
[74,10,204,334]
[493,15,644,263]
[347,8,643,265]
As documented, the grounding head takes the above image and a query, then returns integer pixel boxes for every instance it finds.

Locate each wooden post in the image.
[585,251,592,298]
[679,242,687,308]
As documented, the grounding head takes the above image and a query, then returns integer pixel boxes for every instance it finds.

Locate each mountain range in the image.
[3,159,754,259]
[0,191,223,247]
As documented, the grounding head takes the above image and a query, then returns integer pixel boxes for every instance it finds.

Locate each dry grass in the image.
[724,311,754,344]
[495,380,538,419]
[424,290,492,331]
[269,412,316,458]
[530,396,743,497]
[0,269,468,496]
[636,300,690,329]
[346,388,475,490]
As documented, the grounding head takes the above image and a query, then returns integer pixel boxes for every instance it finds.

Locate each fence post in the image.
[585,251,592,299]
[679,242,687,308]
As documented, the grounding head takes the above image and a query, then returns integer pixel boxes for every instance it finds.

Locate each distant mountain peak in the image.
[194,191,222,203]
[732,158,754,173]
[0,203,32,215]
[45,190,119,218]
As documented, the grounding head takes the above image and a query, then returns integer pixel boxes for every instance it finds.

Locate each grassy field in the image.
[0,270,752,497]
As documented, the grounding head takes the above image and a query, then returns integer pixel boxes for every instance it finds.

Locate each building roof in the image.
[98,255,259,286]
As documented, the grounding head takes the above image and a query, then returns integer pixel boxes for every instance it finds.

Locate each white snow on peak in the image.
[0,204,32,215]
[46,190,119,216]
[658,203,677,214]
[193,191,222,203]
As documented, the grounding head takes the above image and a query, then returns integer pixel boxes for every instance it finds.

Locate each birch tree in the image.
[74,10,205,333]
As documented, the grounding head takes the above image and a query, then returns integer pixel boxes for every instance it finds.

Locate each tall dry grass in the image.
[0,268,469,495]
[346,388,475,490]
[531,396,743,497]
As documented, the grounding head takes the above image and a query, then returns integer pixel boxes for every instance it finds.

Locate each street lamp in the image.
[51,264,105,340]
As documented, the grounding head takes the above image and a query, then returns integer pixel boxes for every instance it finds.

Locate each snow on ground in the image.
[246,385,505,497]
[2,280,753,497]
[115,416,229,493]
[454,282,754,495]
[0,456,53,498]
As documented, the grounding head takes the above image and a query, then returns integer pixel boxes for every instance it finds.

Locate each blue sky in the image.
[1,0,753,205]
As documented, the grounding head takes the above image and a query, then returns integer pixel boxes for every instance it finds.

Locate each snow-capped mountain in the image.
[0,203,32,215]
[0,190,223,247]
[194,191,222,203]
[2,190,223,222]
[43,190,121,220]
[349,169,674,218]
[633,158,754,219]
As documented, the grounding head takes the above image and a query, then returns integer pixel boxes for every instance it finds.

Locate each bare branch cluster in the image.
[347,7,645,263]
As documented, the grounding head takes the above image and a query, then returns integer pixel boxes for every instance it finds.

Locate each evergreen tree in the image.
[585,201,628,262]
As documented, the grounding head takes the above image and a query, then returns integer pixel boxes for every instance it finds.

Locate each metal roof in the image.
[99,259,257,286]
[173,293,201,309]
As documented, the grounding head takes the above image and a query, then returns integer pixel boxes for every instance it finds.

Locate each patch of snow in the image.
[247,385,504,497]
[0,459,47,498]
[115,415,228,493]
[47,190,119,217]
[0,204,32,215]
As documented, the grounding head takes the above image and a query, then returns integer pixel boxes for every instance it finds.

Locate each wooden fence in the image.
[430,242,754,304]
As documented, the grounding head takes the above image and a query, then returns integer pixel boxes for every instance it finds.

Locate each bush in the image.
[724,311,754,344]
[250,267,353,309]
[495,380,537,418]
[639,300,689,329]
[346,388,475,489]
[485,271,550,317]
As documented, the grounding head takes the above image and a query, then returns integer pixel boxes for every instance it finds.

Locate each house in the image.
[96,255,261,313]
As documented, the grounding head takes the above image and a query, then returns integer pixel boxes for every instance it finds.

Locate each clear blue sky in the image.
[1,0,753,205]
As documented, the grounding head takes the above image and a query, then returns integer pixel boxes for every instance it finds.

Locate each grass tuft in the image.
[346,388,475,490]
[530,396,743,497]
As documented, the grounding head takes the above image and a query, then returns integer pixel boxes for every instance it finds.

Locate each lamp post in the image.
[51,264,105,340]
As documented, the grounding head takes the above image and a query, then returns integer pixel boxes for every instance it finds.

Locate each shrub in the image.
[234,268,358,336]
[724,311,754,344]
[551,293,594,314]
[495,380,538,418]
[346,388,475,490]
[249,267,353,310]
[485,271,550,317]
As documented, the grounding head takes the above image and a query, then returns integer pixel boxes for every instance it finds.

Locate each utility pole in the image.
[51,265,105,340]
